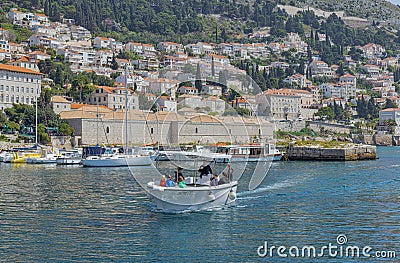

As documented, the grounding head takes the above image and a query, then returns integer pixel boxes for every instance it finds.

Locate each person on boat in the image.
[178,175,186,188]
[160,175,167,187]
[210,174,219,186]
[218,173,230,185]
[166,175,176,187]
[222,163,233,181]
[174,167,184,181]
[198,161,212,178]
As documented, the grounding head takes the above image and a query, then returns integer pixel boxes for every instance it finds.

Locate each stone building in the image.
[60,109,274,146]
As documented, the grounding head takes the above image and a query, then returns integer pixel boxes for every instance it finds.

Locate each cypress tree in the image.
[195,63,202,93]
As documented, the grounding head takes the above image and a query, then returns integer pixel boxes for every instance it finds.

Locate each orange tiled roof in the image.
[0,64,41,75]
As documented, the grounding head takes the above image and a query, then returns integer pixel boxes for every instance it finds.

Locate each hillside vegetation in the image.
[303,0,400,21]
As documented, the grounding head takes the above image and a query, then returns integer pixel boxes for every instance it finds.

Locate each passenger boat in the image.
[146,151,236,212]
[147,179,237,213]
[216,143,283,162]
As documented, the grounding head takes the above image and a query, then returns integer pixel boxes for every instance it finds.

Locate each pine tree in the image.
[111,54,118,70]
[211,56,215,78]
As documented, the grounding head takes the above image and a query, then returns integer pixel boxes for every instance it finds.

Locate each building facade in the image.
[0,64,42,110]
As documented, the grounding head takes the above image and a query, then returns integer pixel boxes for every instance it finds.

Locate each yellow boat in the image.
[11,152,42,163]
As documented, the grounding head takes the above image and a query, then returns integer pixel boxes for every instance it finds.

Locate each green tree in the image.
[384,98,398,109]
[315,106,335,120]
[195,63,202,93]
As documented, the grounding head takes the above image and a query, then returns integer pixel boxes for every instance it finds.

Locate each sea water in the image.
[0,147,399,262]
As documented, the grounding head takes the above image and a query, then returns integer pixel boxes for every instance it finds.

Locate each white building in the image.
[379,108,400,134]
[263,89,302,120]
[0,64,42,110]
[87,86,139,110]
[51,95,72,114]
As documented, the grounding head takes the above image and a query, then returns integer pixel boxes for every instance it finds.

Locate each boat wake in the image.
[237,179,294,200]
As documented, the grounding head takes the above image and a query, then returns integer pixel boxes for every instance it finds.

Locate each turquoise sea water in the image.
[0,147,399,262]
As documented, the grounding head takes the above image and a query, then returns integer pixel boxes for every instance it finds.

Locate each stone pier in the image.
[286,144,376,161]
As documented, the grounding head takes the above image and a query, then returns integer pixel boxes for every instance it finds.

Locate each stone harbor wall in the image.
[351,134,396,146]
[286,144,376,161]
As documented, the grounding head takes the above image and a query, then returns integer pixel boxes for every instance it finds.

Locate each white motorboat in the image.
[82,154,151,167]
[147,178,237,213]
[56,149,82,165]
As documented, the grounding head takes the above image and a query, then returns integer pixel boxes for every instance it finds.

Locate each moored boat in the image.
[56,149,82,165]
[216,143,283,162]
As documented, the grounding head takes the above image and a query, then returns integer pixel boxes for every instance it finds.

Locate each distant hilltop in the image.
[277,5,370,28]
[282,0,400,23]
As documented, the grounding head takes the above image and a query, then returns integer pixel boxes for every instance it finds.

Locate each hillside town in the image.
[1,8,400,146]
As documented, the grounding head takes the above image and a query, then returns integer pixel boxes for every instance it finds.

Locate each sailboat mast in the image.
[125,63,129,154]
[35,82,38,145]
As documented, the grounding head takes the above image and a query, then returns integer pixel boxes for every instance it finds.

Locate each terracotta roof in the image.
[51,96,71,103]
[380,108,400,112]
[0,64,41,75]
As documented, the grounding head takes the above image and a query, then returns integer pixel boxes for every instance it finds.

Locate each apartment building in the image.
[0,64,42,110]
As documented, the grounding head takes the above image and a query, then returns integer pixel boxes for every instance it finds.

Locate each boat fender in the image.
[208,194,216,201]
[228,191,236,200]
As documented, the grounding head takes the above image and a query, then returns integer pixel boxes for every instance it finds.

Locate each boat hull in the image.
[82,155,152,167]
[26,158,57,164]
[146,181,238,213]
[230,153,283,162]
[56,157,82,165]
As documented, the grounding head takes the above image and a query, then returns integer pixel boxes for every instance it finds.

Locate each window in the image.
[106,127,110,133]
[16,87,19,92]
[11,86,14,92]
[26,97,29,104]
[21,87,24,93]
[151,128,154,134]
[195,127,198,134]
[0,85,2,91]
[5,86,8,91]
